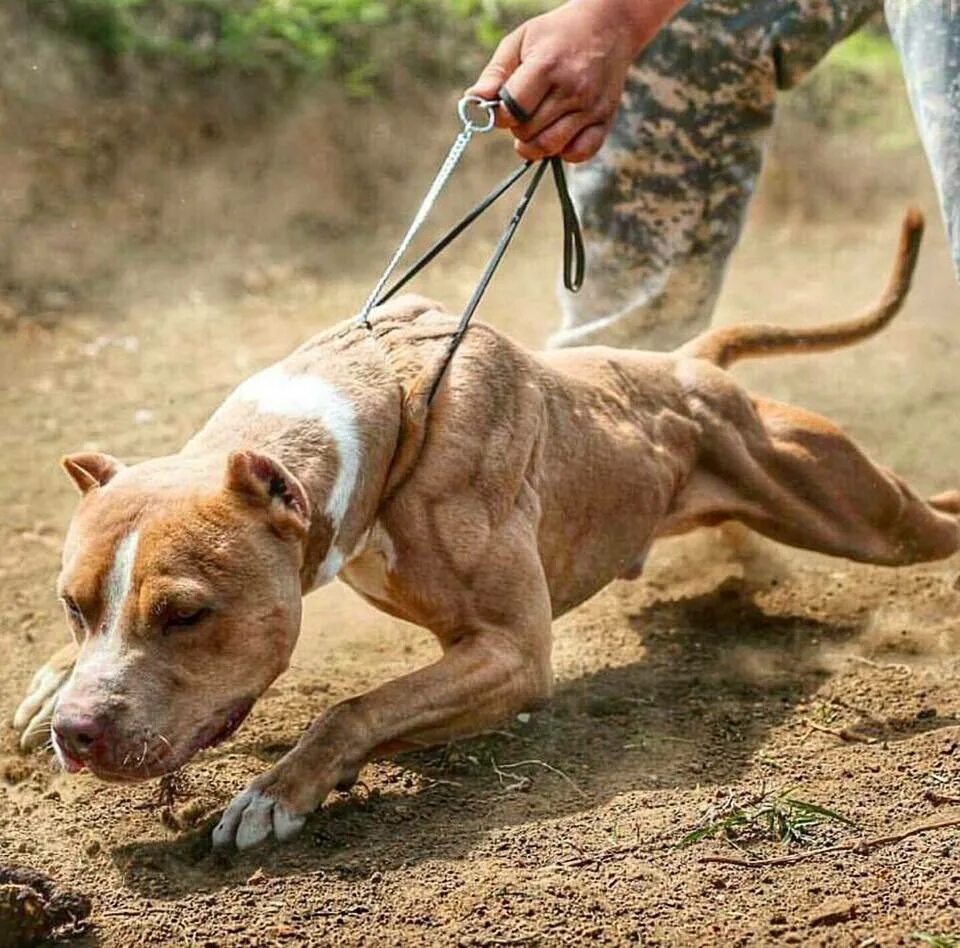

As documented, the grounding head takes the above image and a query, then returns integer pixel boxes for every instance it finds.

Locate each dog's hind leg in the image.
[671,392,960,567]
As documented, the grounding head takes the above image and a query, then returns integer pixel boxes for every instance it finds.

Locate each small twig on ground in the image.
[846,655,912,674]
[802,719,878,745]
[924,788,960,806]
[698,812,960,869]
[485,729,525,742]
[543,841,659,871]
[297,905,371,918]
[101,906,179,917]
[490,757,532,793]
[421,777,463,792]
[496,758,586,798]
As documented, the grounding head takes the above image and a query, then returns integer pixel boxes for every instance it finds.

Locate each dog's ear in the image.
[61,452,125,494]
[225,450,311,537]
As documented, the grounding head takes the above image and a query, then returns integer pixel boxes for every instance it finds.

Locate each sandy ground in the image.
[2,163,960,945]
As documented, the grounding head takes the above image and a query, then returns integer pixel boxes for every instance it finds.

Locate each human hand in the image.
[466,0,684,162]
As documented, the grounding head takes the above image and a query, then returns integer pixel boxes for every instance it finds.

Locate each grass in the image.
[681,785,855,848]
[914,936,960,948]
[783,26,917,149]
[30,0,921,145]
[808,700,841,726]
[828,28,901,77]
[29,0,549,85]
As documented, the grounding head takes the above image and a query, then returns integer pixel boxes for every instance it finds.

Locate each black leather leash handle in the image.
[551,157,585,293]
[496,86,584,291]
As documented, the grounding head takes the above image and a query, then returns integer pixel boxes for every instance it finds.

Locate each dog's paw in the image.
[12,643,78,752]
[212,787,307,850]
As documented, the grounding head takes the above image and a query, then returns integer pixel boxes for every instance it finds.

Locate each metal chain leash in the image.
[355,96,497,329]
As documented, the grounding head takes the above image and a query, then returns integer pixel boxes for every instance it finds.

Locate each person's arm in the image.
[466,0,686,163]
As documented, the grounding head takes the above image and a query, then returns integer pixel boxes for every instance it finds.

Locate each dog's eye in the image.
[163,606,213,633]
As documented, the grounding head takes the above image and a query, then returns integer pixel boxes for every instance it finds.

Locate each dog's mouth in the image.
[194,697,255,753]
[52,737,87,776]
[56,697,256,781]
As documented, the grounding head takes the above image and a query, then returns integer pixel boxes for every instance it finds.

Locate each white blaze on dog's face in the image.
[50,449,309,781]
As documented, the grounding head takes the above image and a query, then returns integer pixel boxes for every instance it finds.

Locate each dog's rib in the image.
[680,207,924,368]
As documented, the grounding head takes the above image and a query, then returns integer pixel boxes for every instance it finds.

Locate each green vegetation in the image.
[30,0,546,84]
[29,0,917,141]
[680,786,855,848]
[827,27,901,77]
[913,936,960,948]
[784,26,917,148]
[913,932,960,948]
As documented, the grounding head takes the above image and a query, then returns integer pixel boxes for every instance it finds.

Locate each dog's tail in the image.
[678,208,924,369]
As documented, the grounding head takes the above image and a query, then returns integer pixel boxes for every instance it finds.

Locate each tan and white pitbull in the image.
[12,210,960,850]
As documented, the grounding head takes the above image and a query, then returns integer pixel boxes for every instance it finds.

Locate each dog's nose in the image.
[52,710,106,763]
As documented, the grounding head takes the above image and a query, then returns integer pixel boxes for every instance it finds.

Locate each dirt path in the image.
[2,192,960,946]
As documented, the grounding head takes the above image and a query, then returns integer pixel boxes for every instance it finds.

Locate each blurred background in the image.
[0,1,924,323]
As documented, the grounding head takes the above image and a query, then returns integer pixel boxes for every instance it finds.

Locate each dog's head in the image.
[50,448,310,781]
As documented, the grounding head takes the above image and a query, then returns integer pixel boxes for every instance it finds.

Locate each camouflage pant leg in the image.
[887,0,960,279]
[551,0,880,350]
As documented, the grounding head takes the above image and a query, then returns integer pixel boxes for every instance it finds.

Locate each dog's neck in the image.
[185,332,405,594]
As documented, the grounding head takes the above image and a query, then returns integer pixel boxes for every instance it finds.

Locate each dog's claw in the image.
[236,793,274,850]
[212,788,306,850]
[13,659,74,752]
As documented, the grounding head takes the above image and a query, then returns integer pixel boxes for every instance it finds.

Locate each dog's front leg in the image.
[13,642,78,751]
[213,553,553,850]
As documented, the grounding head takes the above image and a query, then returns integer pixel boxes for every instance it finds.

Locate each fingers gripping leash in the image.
[354,94,584,404]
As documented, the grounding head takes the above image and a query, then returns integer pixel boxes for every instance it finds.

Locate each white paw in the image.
[212,788,306,850]
[12,661,73,752]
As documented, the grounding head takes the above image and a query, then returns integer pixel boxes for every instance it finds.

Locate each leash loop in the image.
[551,158,585,292]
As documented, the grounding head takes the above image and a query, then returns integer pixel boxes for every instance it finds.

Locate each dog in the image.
[12,209,959,850]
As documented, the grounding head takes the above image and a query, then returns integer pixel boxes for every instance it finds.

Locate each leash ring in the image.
[457,95,497,133]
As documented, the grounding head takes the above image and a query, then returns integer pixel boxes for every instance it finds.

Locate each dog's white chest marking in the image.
[223,367,360,588]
